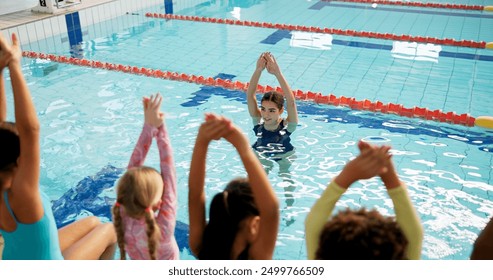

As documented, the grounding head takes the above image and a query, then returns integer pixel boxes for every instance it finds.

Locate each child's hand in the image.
[197,113,232,143]
[347,145,390,179]
[0,33,20,70]
[256,53,267,71]
[143,93,164,128]
[359,140,400,189]
[265,53,281,76]
[335,142,391,188]
[199,114,248,150]
[222,119,248,150]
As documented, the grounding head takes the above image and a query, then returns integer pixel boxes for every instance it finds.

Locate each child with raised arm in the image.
[112,93,179,260]
[247,52,298,161]
[305,141,423,260]
[0,33,116,260]
[188,113,279,259]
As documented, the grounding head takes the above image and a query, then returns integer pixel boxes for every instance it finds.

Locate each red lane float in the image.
[145,13,490,49]
[22,50,477,127]
[321,0,487,11]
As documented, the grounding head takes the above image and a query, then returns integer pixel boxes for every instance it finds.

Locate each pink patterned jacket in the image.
[121,123,179,260]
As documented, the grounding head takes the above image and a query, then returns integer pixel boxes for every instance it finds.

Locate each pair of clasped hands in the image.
[256,52,282,77]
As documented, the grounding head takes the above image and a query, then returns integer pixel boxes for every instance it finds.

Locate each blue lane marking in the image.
[310,1,493,19]
[441,51,493,61]
[332,39,393,50]
[180,73,244,107]
[164,0,173,14]
[261,30,493,62]
[65,12,83,58]
[309,1,327,10]
[260,29,292,45]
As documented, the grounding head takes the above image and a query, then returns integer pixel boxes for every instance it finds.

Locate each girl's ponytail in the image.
[199,178,259,260]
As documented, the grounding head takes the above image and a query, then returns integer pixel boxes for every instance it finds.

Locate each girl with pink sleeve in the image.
[112,93,179,260]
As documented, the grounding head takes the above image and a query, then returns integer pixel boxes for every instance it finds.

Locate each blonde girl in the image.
[112,93,178,260]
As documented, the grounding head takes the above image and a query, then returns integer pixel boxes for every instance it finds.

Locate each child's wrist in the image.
[381,173,400,189]
[228,133,249,150]
[8,60,21,68]
[334,170,356,189]
[236,144,254,158]
[195,137,211,147]
[144,121,159,128]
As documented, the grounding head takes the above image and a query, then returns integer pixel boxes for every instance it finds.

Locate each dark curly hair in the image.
[316,208,408,260]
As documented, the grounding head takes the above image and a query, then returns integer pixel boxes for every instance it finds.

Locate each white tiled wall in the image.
[0,0,171,51]
[1,14,67,51]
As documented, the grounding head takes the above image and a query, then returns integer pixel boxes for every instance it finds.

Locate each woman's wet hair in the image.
[0,122,20,173]
[198,178,260,260]
[316,208,408,260]
[261,91,284,110]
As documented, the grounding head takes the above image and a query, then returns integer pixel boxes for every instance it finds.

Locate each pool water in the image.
[2,0,493,259]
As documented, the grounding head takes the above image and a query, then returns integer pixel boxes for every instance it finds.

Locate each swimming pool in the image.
[2,0,492,260]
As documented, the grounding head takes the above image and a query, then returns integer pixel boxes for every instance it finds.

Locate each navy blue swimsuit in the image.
[252,120,294,160]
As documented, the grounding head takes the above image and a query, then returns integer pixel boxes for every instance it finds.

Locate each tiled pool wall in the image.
[0,0,207,52]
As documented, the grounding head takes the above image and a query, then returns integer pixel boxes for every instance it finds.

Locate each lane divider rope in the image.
[22,50,477,127]
[144,13,493,49]
[321,0,493,12]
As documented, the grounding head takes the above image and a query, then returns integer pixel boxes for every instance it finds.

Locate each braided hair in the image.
[112,166,162,260]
